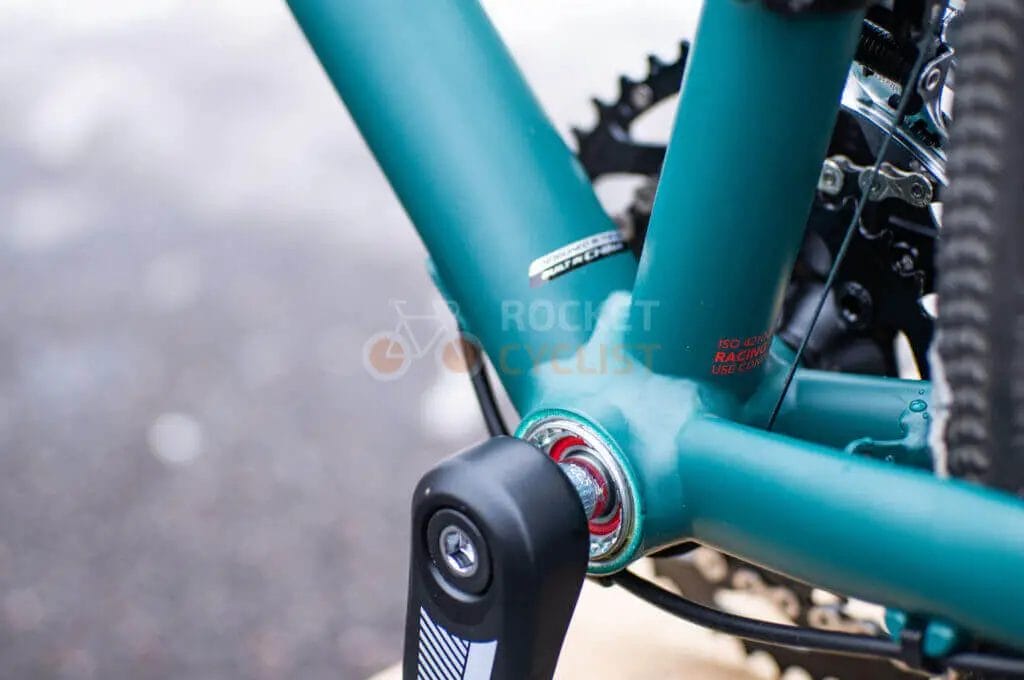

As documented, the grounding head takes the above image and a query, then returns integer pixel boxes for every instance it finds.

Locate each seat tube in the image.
[627,1,865,399]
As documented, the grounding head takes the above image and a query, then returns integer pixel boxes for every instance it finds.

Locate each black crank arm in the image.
[402,436,590,680]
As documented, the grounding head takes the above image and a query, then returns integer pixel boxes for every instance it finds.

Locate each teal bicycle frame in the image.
[289,0,1024,652]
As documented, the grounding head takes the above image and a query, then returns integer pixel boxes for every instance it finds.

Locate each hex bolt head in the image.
[438,525,478,578]
[426,508,491,595]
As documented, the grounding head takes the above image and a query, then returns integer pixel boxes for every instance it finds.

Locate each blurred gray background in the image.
[0,2,697,678]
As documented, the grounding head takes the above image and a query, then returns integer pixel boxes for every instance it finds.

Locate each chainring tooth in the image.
[574,41,688,180]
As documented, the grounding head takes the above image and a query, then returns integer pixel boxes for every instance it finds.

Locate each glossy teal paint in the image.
[673,417,1024,650]
[288,0,635,410]
[628,1,865,398]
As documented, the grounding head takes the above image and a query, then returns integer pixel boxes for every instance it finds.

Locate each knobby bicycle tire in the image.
[938,0,1024,497]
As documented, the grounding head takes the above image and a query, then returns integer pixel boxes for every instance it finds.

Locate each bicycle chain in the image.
[573,35,944,680]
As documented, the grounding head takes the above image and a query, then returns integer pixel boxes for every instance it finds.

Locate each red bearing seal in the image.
[547,435,622,536]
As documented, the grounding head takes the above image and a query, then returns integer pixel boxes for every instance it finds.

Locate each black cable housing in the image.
[455,319,510,437]
[610,570,1024,677]
[612,570,904,661]
[469,363,508,437]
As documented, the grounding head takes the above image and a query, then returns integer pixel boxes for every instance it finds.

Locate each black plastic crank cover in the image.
[403,436,589,679]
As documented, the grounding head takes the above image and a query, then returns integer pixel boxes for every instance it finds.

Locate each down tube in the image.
[288,0,636,411]
[628,2,865,399]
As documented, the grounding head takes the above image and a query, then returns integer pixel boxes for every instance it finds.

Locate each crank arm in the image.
[403,436,593,679]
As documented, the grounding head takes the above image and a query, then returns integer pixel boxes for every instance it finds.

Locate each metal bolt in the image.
[630,84,654,110]
[898,254,915,273]
[908,178,932,206]
[924,67,943,92]
[893,242,919,276]
[559,461,602,519]
[868,176,885,199]
[818,160,844,195]
[438,525,478,578]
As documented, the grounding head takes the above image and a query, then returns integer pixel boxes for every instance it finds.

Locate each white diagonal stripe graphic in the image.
[420,608,466,662]
[420,627,461,679]
[418,608,465,679]
[417,607,497,680]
